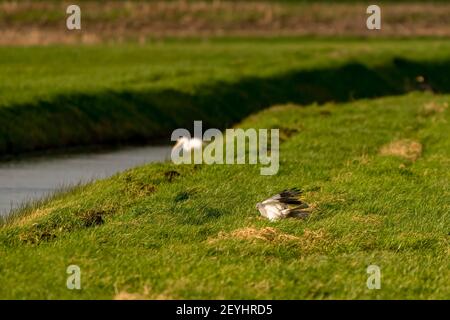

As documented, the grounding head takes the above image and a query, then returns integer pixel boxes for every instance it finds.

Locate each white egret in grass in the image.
[256,188,309,221]
[172,136,203,152]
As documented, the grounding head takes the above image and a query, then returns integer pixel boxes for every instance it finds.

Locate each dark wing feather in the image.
[272,188,306,206]
[287,208,310,219]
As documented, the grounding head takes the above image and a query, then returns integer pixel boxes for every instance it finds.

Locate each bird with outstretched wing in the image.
[256,188,309,221]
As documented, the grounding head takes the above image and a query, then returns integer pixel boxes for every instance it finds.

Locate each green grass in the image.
[1,37,449,299]
[2,38,450,156]
[0,92,448,299]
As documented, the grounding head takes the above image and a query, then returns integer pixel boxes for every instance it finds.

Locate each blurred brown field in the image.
[1,1,450,44]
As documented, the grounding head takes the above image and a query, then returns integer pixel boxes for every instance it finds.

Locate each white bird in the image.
[256,188,309,221]
[172,137,203,152]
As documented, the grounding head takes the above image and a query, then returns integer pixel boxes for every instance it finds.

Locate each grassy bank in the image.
[0,92,449,299]
[2,38,450,156]
[2,37,449,299]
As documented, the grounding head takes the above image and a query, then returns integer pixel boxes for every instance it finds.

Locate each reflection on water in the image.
[0,145,171,216]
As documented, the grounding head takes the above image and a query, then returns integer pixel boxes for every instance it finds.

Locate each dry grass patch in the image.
[12,207,54,227]
[114,286,172,300]
[380,139,423,162]
[299,229,329,249]
[209,227,329,250]
[210,227,300,243]
[420,101,449,116]
[351,214,384,226]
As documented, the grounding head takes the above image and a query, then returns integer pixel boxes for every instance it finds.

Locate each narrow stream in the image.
[0,145,171,217]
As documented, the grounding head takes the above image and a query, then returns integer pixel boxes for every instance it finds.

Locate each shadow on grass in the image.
[1,57,450,156]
